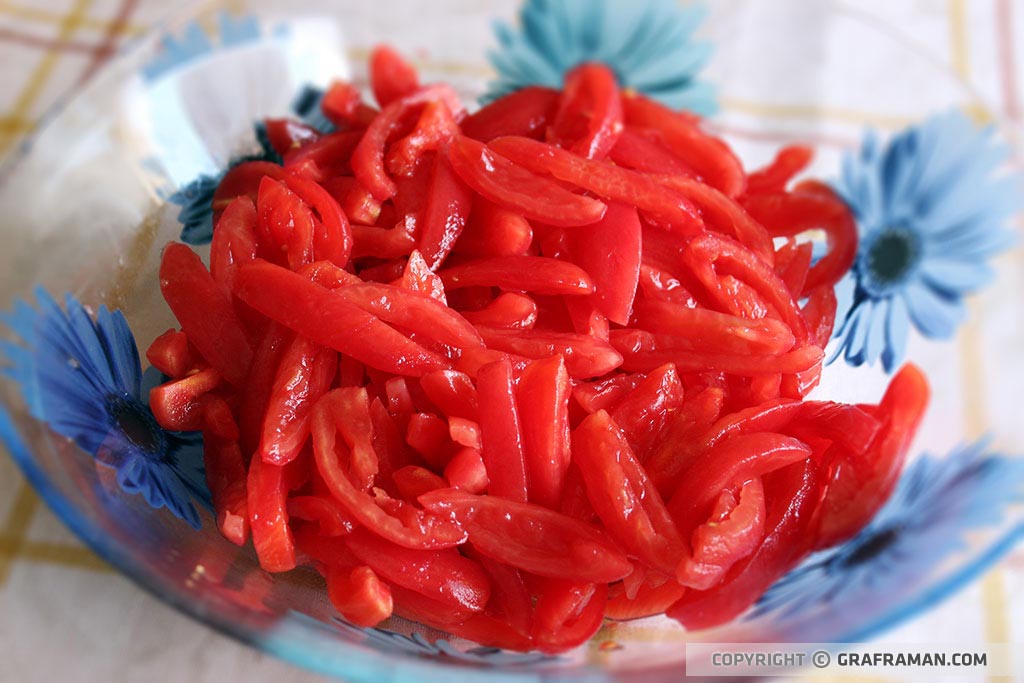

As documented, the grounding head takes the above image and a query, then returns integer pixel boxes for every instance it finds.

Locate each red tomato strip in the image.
[159,243,253,385]
[446,135,607,227]
[573,410,684,573]
[419,489,633,582]
[233,261,451,376]
[476,358,529,502]
[149,53,928,652]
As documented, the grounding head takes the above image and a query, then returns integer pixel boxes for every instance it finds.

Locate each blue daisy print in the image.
[830,111,1019,372]
[290,84,338,136]
[487,0,716,114]
[167,87,333,245]
[0,289,210,529]
[750,440,1024,641]
[142,12,262,82]
[169,133,281,246]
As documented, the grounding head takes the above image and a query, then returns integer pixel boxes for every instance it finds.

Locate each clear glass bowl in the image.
[0,1,1022,681]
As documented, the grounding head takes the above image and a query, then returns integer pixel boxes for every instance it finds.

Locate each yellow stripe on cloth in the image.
[0,0,146,37]
[0,483,40,586]
[718,97,916,129]
[961,315,1016,682]
[0,0,94,157]
[948,0,970,81]
[0,536,110,573]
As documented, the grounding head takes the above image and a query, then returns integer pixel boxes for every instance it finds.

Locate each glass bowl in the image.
[1,0,1022,680]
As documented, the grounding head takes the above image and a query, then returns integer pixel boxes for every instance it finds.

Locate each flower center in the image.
[107,394,165,455]
[839,527,901,567]
[862,227,920,295]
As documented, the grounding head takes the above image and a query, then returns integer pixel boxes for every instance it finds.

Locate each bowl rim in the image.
[0,2,1021,681]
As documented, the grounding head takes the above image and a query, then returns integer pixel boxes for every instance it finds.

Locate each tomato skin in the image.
[233,260,451,377]
[462,293,538,330]
[388,101,460,178]
[609,363,685,459]
[605,579,686,621]
[148,367,221,432]
[745,145,814,195]
[488,136,703,235]
[311,393,467,550]
[326,565,394,627]
[446,135,607,227]
[145,329,195,380]
[418,153,473,269]
[287,495,354,537]
[676,477,767,590]
[212,161,287,220]
[369,45,420,108]
[325,387,379,491]
[202,434,250,546]
[475,326,623,379]
[259,336,337,466]
[609,127,697,177]
[343,527,491,612]
[419,369,479,420]
[419,489,633,583]
[462,86,559,142]
[148,60,926,650]
[742,181,858,294]
[573,410,684,574]
[210,196,259,290]
[573,374,645,415]
[159,243,253,386]
[814,364,930,548]
[393,465,448,501]
[667,431,812,535]
[516,355,572,508]
[667,458,823,630]
[284,131,362,180]
[621,92,746,198]
[247,455,296,573]
[256,177,316,270]
[440,255,595,296]
[564,202,641,326]
[351,84,466,202]
[532,580,608,653]
[476,358,529,503]
[282,172,353,268]
[549,63,623,160]
[454,199,534,258]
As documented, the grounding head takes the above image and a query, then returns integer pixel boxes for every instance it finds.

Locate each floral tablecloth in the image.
[0,1,1022,681]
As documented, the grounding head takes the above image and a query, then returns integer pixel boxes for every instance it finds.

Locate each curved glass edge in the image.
[0,1,1021,680]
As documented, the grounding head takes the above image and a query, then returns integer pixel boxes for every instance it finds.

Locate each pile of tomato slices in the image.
[147,46,930,652]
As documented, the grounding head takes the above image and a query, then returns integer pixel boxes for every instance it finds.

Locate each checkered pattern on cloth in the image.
[0,1,1021,681]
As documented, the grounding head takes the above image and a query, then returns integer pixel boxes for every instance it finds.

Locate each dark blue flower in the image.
[170,174,223,245]
[750,440,1024,640]
[0,288,209,528]
[487,0,716,114]
[169,134,282,246]
[830,111,1019,372]
[291,84,337,135]
[167,87,332,245]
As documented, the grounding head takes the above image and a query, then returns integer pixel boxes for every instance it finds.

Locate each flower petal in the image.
[839,301,870,366]
[918,258,993,296]
[881,294,910,372]
[485,0,715,111]
[862,297,889,366]
[901,279,965,340]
